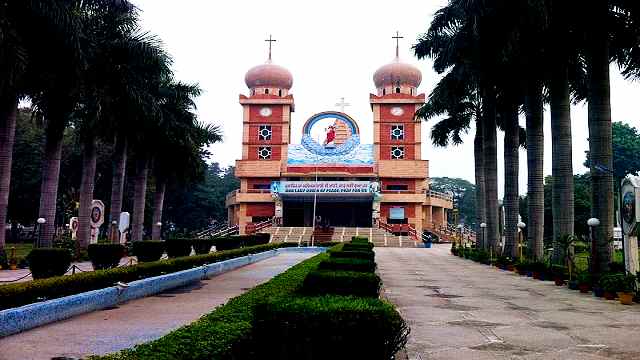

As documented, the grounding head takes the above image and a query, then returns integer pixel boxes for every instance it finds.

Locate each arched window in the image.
[278,89,282,96]
[382,88,386,95]
[395,87,400,94]
[265,89,269,94]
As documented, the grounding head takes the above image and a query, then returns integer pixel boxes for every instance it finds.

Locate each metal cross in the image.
[335,97,351,113]
[265,34,276,60]
[392,31,404,57]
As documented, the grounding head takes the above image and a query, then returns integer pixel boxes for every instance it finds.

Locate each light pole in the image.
[156,222,162,240]
[587,217,600,274]
[36,218,46,248]
[517,221,526,259]
[480,222,487,250]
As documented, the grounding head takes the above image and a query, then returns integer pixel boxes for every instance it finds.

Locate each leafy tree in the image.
[429,177,476,228]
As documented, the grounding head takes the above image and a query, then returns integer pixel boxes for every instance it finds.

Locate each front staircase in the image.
[263,226,422,248]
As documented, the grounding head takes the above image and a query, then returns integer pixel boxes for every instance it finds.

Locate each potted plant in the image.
[576,272,592,293]
[600,274,620,300]
[551,265,567,286]
[515,259,530,276]
[618,274,637,305]
[450,243,457,256]
[530,261,547,280]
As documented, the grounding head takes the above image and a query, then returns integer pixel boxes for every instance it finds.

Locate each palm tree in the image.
[414,65,486,246]
[499,98,520,258]
[0,1,78,250]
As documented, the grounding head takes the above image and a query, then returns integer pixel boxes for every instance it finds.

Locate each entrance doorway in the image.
[282,197,373,227]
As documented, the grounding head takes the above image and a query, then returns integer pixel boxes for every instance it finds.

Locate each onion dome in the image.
[244,60,293,89]
[373,57,422,89]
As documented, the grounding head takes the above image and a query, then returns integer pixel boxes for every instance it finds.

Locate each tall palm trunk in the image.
[587,0,613,274]
[525,80,545,260]
[503,103,519,258]
[0,97,17,251]
[550,60,575,262]
[37,125,65,247]
[77,138,97,250]
[482,86,499,251]
[131,156,148,242]
[109,135,127,243]
[474,118,486,249]
[151,178,166,240]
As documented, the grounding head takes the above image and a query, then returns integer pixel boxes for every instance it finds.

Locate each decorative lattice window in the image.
[391,125,404,140]
[258,125,272,141]
[391,146,405,160]
[258,146,272,160]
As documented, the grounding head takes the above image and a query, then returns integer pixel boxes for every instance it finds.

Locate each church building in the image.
[225,35,453,244]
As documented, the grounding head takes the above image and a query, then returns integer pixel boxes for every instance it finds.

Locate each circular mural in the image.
[301,112,360,156]
[622,190,635,227]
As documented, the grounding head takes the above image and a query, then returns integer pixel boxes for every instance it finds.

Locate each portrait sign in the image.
[69,217,78,240]
[90,200,105,244]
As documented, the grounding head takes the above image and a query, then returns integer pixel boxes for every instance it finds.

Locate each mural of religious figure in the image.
[324,121,337,147]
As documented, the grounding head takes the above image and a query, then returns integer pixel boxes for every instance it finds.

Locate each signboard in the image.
[389,207,405,220]
[119,212,130,244]
[69,217,78,240]
[271,181,378,194]
[621,176,640,236]
[90,200,105,244]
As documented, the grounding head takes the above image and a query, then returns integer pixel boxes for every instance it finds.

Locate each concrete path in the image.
[377,245,640,360]
[0,252,314,360]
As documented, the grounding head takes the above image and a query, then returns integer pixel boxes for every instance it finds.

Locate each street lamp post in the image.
[480,222,488,261]
[457,224,464,247]
[587,217,600,274]
[36,218,46,248]
[517,221,526,259]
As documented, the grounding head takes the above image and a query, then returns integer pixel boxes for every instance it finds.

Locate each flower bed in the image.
[0,243,296,310]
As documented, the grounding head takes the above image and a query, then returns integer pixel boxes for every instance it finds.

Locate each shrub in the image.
[88,244,125,270]
[27,248,72,279]
[318,258,376,273]
[191,239,215,254]
[301,270,381,297]
[91,247,333,360]
[0,243,293,310]
[576,272,592,285]
[131,241,165,262]
[343,242,374,251]
[165,239,193,258]
[248,233,270,246]
[351,236,369,244]
[214,236,244,251]
[329,250,375,261]
[316,241,341,248]
[252,295,409,360]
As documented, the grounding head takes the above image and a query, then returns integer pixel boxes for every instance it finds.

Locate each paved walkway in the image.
[377,245,640,360]
[0,252,314,360]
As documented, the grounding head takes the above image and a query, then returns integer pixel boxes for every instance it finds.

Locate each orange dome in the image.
[373,58,422,88]
[245,60,293,89]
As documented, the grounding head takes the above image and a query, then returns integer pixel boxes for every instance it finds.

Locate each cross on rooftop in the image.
[392,31,404,58]
[335,97,351,113]
[265,34,276,61]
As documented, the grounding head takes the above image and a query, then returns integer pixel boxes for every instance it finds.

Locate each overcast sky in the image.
[132,0,640,197]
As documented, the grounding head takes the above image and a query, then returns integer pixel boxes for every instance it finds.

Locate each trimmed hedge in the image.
[329,249,375,261]
[27,248,72,279]
[301,270,381,297]
[131,241,165,262]
[191,239,215,255]
[214,234,271,251]
[351,236,369,244]
[343,242,374,251]
[91,247,331,360]
[0,243,295,311]
[318,257,376,272]
[165,240,193,258]
[88,244,125,270]
[252,295,409,359]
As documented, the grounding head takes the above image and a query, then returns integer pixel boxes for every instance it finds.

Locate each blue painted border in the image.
[0,247,326,338]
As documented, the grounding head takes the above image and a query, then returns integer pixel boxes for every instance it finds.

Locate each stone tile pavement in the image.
[376,245,640,360]
[0,252,315,360]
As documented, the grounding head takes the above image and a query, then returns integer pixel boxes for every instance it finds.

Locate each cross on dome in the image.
[265,34,276,61]
[392,31,404,58]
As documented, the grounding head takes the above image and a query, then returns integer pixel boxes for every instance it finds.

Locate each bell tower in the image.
[232,36,294,231]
